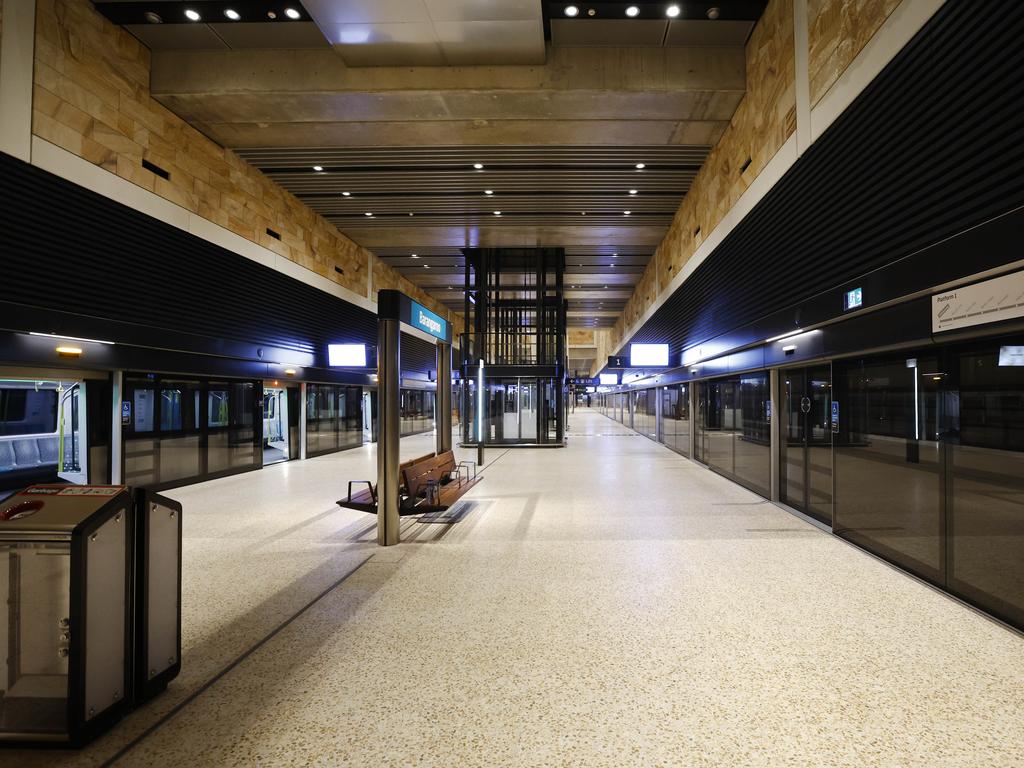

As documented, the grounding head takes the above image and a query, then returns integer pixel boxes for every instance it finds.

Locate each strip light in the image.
[31,332,114,345]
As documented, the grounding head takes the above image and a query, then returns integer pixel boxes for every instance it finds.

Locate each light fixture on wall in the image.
[55,346,83,357]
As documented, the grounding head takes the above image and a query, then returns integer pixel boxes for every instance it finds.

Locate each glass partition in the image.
[305,384,363,457]
[696,373,770,496]
[124,374,260,489]
[833,353,942,582]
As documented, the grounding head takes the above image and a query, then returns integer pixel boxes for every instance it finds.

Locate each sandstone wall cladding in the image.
[808,0,901,106]
[30,0,459,326]
[604,0,796,360]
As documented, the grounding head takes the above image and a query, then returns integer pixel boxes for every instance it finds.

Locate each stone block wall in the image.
[30,0,459,326]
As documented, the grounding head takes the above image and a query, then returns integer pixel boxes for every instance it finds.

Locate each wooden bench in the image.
[337,450,480,515]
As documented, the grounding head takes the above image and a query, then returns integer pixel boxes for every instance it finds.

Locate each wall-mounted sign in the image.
[999,346,1024,366]
[766,400,772,420]
[410,300,447,342]
[844,286,863,311]
[831,401,840,433]
[599,373,619,385]
[607,355,628,369]
[932,270,1024,333]
[629,343,669,367]
[328,343,368,367]
[121,401,131,426]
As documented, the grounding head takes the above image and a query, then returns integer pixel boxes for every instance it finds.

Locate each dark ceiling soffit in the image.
[93,1,311,25]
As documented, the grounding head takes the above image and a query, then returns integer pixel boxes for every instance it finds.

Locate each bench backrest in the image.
[401,450,457,499]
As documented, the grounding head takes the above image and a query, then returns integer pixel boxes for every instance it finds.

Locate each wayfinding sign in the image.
[411,301,447,342]
[932,270,1024,333]
[377,290,453,344]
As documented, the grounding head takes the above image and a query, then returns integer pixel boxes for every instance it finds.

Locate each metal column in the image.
[436,342,452,453]
[110,370,123,484]
[377,318,401,546]
[770,368,781,502]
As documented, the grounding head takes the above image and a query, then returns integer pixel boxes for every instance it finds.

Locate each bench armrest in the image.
[456,460,477,481]
[348,480,376,503]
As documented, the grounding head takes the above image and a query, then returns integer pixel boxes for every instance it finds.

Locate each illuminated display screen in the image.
[328,344,367,367]
[599,373,619,385]
[629,343,669,367]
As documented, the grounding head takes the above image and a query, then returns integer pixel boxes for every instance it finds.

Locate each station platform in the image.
[11,410,1023,767]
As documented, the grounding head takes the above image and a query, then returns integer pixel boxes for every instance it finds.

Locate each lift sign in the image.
[831,401,840,433]
[411,301,447,341]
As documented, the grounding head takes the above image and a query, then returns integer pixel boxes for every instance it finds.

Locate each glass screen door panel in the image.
[948,340,1024,628]
[781,365,833,525]
[520,379,538,441]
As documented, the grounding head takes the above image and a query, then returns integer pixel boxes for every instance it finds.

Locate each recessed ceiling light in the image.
[626,6,640,17]
[623,210,631,215]
[267,11,277,19]
[312,165,323,171]
[564,5,580,16]
[411,254,419,258]
[707,6,721,20]
[408,212,414,216]
[365,212,373,216]
[473,163,484,170]
[493,211,502,215]
[144,11,163,23]
[484,189,493,195]
[635,163,645,169]
[629,189,638,195]
[613,252,618,256]
[581,212,586,216]
[424,264,430,268]
[341,191,351,196]
[184,8,201,21]
[284,8,301,20]
[224,8,241,21]
[666,4,681,18]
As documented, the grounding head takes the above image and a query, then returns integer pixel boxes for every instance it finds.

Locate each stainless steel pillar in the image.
[377,318,401,546]
[436,342,452,454]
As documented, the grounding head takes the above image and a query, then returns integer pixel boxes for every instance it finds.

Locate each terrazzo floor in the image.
[7,410,1024,767]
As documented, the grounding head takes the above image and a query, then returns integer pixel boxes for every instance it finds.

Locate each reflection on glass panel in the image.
[834,353,942,581]
[695,375,769,496]
[208,390,229,427]
[134,388,155,432]
[734,373,770,496]
[950,342,1024,627]
[160,389,183,431]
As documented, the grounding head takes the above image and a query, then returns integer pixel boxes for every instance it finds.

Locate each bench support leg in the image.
[377,317,402,546]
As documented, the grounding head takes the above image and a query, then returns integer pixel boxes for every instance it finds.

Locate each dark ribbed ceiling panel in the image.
[234,144,708,326]
[627,1,1024,356]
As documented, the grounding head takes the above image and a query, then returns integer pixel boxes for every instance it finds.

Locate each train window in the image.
[1,388,58,436]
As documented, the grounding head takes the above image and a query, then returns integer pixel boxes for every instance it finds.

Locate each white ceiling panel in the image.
[329,23,445,66]
[302,0,431,25]
[435,20,545,65]
[125,24,229,51]
[424,0,542,23]
[550,19,669,46]
[208,22,329,49]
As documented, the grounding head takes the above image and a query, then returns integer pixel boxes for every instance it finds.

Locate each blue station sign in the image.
[410,300,447,342]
